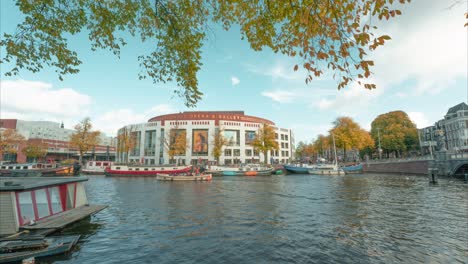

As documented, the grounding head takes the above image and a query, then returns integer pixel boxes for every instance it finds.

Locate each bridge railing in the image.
[448,153,468,160]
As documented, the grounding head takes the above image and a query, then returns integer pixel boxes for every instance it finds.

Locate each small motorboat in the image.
[156,173,212,181]
[206,165,272,176]
[283,164,316,174]
[0,235,80,263]
[81,161,113,175]
[308,163,344,176]
[342,163,363,174]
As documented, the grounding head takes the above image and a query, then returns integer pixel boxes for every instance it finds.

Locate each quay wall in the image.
[363,160,429,175]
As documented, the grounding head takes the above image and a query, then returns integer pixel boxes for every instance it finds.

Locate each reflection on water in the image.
[44,174,467,264]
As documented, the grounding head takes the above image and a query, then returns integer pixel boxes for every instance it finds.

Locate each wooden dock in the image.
[21,205,107,231]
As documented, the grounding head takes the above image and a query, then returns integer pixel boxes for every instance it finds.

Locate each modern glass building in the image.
[117,111,295,165]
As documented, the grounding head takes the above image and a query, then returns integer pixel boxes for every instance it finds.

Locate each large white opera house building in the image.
[117,111,295,165]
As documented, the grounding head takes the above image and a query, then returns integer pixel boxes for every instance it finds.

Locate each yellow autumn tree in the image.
[330,117,373,161]
[0,129,25,161]
[370,111,418,158]
[252,123,279,164]
[212,128,227,164]
[313,134,330,159]
[117,126,137,163]
[2,0,410,107]
[163,129,189,163]
[70,118,101,164]
[22,141,48,162]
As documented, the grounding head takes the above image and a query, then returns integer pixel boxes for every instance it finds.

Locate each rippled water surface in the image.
[48,174,467,263]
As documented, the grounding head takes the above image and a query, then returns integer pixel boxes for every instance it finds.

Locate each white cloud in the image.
[246,60,306,81]
[231,76,240,86]
[94,104,177,136]
[408,112,430,128]
[0,79,179,136]
[261,90,297,103]
[314,81,384,114]
[0,79,92,119]
[371,0,467,95]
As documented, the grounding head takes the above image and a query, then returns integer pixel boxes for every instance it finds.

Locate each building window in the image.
[285,135,288,141]
[253,150,259,156]
[224,149,232,156]
[49,187,63,214]
[144,130,156,156]
[35,189,50,219]
[281,134,284,140]
[245,149,252,156]
[18,191,35,225]
[234,149,240,156]
[224,130,240,146]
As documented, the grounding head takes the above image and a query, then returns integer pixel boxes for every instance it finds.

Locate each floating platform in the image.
[156,174,212,181]
[20,205,107,231]
[0,235,80,263]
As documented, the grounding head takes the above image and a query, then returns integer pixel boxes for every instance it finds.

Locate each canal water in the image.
[50,174,466,263]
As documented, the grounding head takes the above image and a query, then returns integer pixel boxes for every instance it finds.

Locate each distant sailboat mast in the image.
[332,133,338,166]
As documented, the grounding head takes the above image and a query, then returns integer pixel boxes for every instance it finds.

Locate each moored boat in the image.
[105,164,192,177]
[206,165,273,176]
[81,161,113,175]
[0,176,107,236]
[0,235,80,263]
[156,173,212,181]
[0,163,75,177]
[342,163,363,174]
[308,164,344,176]
[283,164,316,174]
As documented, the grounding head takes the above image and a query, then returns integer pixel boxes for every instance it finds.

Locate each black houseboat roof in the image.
[0,177,88,191]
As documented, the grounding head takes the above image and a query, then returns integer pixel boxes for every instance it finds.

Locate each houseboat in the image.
[0,176,106,236]
[0,163,75,177]
[206,164,273,176]
[105,164,192,177]
[81,161,113,175]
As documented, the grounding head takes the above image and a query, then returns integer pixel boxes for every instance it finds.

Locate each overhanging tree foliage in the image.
[1,0,410,107]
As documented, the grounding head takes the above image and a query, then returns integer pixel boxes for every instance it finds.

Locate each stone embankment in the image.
[363,159,429,175]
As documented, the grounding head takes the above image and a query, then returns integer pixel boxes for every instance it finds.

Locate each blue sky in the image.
[1,0,466,143]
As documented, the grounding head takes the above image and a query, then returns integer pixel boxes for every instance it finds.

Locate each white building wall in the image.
[15,120,115,146]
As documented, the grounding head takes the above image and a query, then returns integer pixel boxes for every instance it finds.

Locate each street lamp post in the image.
[429,130,434,159]
[377,128,382,159]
